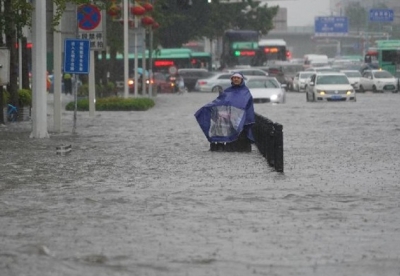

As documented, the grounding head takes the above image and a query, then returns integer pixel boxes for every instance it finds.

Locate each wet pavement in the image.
[1,91,400,276]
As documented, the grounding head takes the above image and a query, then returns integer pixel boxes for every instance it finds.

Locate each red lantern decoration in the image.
[141,16,154,26]
[142,2,153,12]
[152,22,160,29]
[108,0,121,18]
[131,5,146,16]
[108,5,121,17]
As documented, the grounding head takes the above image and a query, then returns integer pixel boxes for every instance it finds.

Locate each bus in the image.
[258,39,288,64]
[152,48,193,72]
[190,52,212,71]
[102,48,212,80]
[220,29,261,68]
[375,40,400,76]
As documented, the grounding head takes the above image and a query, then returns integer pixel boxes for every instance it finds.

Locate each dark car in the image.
[153,72,174,93]
[177,68,211,92]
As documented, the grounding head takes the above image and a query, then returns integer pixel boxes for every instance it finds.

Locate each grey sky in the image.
[266,0,331,26]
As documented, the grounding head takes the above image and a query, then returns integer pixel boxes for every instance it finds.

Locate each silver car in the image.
[246,76,286,103]
[292,71,314,92]
[195,72,237,92]
[340,70,362,91]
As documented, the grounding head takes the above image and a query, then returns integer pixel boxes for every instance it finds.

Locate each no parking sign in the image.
[77,3,106,51]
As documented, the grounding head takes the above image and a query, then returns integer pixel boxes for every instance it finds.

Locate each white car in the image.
[246,76,286,103]
[340,70,362,91]
[359,70,398,93]
[195,72,236,93]
[292,71,314,92]
[306,72,356,102]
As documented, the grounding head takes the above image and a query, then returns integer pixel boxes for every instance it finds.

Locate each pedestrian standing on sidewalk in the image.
[195,71,255,152]
[63,73,72,95]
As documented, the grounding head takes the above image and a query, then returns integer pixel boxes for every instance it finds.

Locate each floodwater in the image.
[1,92,400,276]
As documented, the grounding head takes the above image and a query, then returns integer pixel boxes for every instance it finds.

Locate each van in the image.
[304,54,329,68]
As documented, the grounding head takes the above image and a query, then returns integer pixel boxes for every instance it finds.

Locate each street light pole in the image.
[123,0,129,98]
[30,0,49,138]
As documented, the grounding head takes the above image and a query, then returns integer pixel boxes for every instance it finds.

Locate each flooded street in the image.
[1,92,400,276]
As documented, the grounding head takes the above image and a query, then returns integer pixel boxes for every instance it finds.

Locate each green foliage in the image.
[78,84,89,97]
[65,97,155,111]
[154,0,279,47]
[18,89,32,107]
[2,90,10,107]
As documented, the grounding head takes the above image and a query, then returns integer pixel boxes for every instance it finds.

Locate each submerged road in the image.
[1,91,399,276]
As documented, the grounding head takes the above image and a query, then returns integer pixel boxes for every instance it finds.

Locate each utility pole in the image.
[30,0,49,138]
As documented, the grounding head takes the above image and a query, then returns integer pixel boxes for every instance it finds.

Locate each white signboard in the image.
[129,28,146,53]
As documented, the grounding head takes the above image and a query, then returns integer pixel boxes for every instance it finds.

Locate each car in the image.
[292,71,314,92]
[359,69,398,93]
[195,72,238,93]
[225,68,269,77]
[305,66,338,73]
[306,72,356,102]
[246,76,286,103]
[177,68,211,92]
[340,70,362,91]
[153,72,174,93]
[395,70,400,91]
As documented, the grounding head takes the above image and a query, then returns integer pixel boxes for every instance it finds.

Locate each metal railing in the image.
[253,113,284,173]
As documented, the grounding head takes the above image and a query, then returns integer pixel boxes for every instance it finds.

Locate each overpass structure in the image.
[264,26,390,59]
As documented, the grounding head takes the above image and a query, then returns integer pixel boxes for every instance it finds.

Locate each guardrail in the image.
[208,113,284,173]
[252,113,284,173]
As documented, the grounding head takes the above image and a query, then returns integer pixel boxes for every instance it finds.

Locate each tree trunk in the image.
[4,0,18,109]
[21,37,31,90]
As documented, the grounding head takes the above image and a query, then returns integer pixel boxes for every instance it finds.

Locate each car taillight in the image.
[198,81,207,85]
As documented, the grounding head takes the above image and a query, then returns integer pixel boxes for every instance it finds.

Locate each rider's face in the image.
[231,77,242,85]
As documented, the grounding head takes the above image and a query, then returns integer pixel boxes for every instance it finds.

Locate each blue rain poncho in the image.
[194,74,255,143]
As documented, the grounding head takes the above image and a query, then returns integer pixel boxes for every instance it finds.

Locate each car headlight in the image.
[346,90,354,95]
[317,90,325,95]
[270,94,278,100]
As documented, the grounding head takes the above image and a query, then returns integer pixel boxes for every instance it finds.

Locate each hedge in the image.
[65,97,155,111]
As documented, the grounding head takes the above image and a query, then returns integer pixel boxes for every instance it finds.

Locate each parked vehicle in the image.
[292,71,314,92]
[359,69,398,93]
[306,72,356,102]
[246,76,286,103]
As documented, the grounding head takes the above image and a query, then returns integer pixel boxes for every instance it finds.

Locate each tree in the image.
[345,2,367,32]
[0,0,92,113]
[153,0,278,48]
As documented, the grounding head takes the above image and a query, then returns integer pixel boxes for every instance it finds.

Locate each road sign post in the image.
[64,39,90,132]
[314,16,348,37]
[369,9,394,22]
[77,3,106,51]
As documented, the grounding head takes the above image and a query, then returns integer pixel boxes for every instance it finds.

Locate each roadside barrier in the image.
[253,113,284,172]
[208,113,284,173]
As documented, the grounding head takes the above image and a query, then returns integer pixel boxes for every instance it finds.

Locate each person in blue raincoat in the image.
[194,72,255,151]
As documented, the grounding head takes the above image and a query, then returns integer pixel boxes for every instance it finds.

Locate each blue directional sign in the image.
[63,39,90,74]
[314,16,348,37]
[369,9,394,22]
